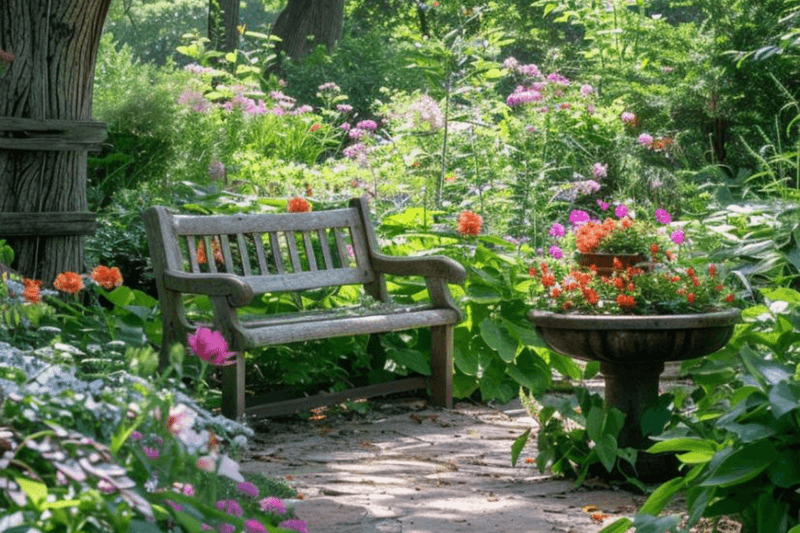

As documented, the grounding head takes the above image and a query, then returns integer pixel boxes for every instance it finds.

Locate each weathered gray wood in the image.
[0,212,96,237]
[0,117,107,152]
[142,197,464,421]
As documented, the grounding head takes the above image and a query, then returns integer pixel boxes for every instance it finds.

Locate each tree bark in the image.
[208,0,240,53]
[271,0,344,61]
[0,0,111,283]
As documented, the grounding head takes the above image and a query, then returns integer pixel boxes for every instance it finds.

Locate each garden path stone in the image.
[240,391,648,532]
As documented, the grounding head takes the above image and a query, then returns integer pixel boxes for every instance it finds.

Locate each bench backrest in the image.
[143,198,387,296]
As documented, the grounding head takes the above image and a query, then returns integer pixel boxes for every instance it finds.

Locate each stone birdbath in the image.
[528,308,740,479]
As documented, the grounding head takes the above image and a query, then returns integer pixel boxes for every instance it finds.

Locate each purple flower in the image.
[620,111,636,123]
[188,328,235,366]
[549,245,563,259]
[670,229,685,244]
[548,222,565,238]
[143,447,160,460]
[129,431,143,441]
[318,82,340,92]
[592,162,608,178]
[638,133,654,147]
[596,199,609,211]
[244,520,267,533]
[580,84,594,97]
[215,499,243,517]
[356,119,378,131]
[614,205,628,219]
[237,481,259,498]
[260,497,287,515]
[336,104,353,113]
[278,519,310,533]
[569,210,590,226]
[220,525,236,533]
[655,209,672,224]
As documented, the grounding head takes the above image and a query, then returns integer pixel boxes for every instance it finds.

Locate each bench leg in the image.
[221,353,246,420]
[429,324,454,409]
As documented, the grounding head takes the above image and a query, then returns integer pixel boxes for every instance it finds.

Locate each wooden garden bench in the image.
[142,197,466,420]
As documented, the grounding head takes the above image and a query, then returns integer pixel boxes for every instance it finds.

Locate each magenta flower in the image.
[614,204,628,219]
[670,229,685,244]
[549,245,563,259]
[596,199,610,211]
[244,520,267,533]
[336,104,353,113]
[143,447,160,460]
[592,162,608,178]
[129,431,143,441]
[260,496,287,515]
[220,525,236,533]
[165,500,182,512]
[580,84,594,97]
[638,133,654,147]
[655,209,672,224]
[548,222,565,238]
[187,328,235,366]
[356,119,378,131]
[278,519,310,533]
[238,481,259,498]
[215,499,243,517]
[569,210,590,226]
[620,111,636,123]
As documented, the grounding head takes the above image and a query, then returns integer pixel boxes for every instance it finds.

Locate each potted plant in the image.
[524,202,742,481]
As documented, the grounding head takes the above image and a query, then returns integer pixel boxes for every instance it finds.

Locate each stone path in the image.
[240,396,647,533]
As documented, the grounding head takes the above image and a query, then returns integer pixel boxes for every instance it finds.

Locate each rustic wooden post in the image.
[0,1,111,283]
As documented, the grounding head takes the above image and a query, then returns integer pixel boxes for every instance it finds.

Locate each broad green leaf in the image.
[676,450,716,464]
[647,438,718,455]
[769,381,800,419]
[479,318,517,363]
[389,349,430,375]
[700,439,777,488]
[129,521,166,533]
[510,428,531,467]
[547,353,583,379]
[454,342,478,375]
[585,405,604,443]
[740,345,792,387]
[631,514,681,533]
[598,518,633,533]
[15,477,47,507]
[638,477,684,516]
[595,434,618,472]
[767,450,800,488]
[452,372,479,398]
[505,350,550,394]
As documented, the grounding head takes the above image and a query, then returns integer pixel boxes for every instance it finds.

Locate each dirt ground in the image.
[237,392,743,533]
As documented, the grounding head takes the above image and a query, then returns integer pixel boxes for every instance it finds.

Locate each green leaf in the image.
[595,434,618,472]
[598,518,633,533]
[700,439,777,488]
[452,372,479,398]
[767,450,800,488]
[506,349,550,395]
[740,345,792,387]
[768,381,800,419]
[638,477,684,516]
[15,477,47,508]
[129,520,166,533]
[510,428,531,467]
[585,405,604,443]
[647,438,718,455]
[479,318,517,363]
[631,514,681,533]
[389,349,431,375]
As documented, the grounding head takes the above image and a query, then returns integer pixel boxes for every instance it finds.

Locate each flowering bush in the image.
[531,204,738,314]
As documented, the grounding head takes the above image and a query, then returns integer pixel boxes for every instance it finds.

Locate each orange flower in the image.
[590,512,611,523]
[457,210,483,236]
[582,288,599,305]
[541,273,556,288]
[650,244,659,255]
[726,293,735,303]
[196,239,224,265]
[620,216,633,229]
[91,265,123,290]
[613,277,625,290]
[616,294,636,310]
[196,240,207,265]
[708,264,717,276]
[627,282,635,292]
[687,293,696,304]
[686,268,695,277]
[550,287,561,298]
[561,301,573,311]
[715,284,723,292]
[529,266,538,278]
[677,288,687,295]
[22,278,42,304]
[691,276,700,287]
[612,257,623,271]
[665,250,675,261]
[53,272,84,294]
[309,123,321,132]
[287,197,312,213]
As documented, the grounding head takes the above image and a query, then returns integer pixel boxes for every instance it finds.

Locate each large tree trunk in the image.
[0,0,111,283]
[271,0,344,61]
[208,0,240,53]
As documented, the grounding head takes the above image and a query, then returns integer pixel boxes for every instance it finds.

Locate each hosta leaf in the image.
[700,440,777,488]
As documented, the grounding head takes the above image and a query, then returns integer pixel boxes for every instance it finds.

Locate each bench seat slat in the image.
[241,307,459,347]
[243,268,372,293]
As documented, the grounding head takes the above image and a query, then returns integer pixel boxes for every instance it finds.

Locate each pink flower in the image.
[215,499,243,517]
[196,455,216,472]
[129,431,143,441]
[592,162,608,178]
[670,230,685,244]
[596,199,610,211]
[549,245,563,259]
[614,204,628,219]
[620,111,636,123]
[166,500,182,512]
[244,520,267,533]
[220,525,236,533]
[548,222,565,238]
[580,84,594,97]
[569,210,590,226]
[638,133,654,147]
[238,481,259,498]
[655,208,672,224]
[143,447,160,460]
[187,328,235,366]
[260,497,287,515]
[279,519,310,533]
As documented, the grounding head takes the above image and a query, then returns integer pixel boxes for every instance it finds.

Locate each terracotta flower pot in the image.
[577,252,648,277]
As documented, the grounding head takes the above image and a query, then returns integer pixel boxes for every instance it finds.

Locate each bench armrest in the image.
[370,252,467,285]
[162,271,255,307]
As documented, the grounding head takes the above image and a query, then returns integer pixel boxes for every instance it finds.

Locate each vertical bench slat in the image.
[285,230,303,272]
[186,236,200,273]
[252,232,269,275]
[204,236,218,273]
[318,228,334,270]
[237,234,252,276]
[220,234,235,273]
[333,228,349,268]
[269,231,285,274]
[348,223,372,275]
[302,231,317,271]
